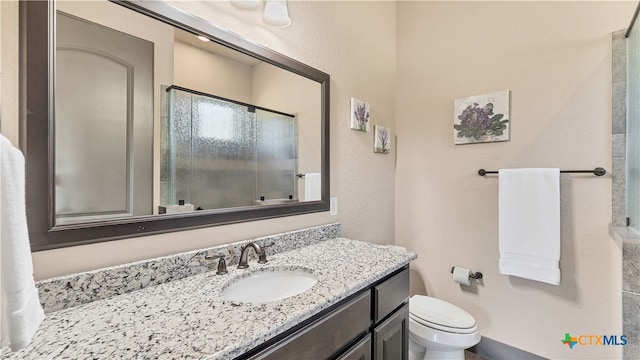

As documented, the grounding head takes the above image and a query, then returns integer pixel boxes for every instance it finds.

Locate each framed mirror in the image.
[21,0,330,250]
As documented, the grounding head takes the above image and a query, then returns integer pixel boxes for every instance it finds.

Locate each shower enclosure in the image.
[618,4,639,360]
[627,9,639,232]
[161,86,298,211]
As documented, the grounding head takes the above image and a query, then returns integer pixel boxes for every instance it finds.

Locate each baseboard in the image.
[470,336,548,360]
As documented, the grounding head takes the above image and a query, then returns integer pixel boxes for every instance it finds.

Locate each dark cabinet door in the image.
[337,334,372,360]
[373,303,409,360]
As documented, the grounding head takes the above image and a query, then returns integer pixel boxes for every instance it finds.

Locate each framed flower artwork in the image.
[374,125,390,154]
[350,98,370,132]
[453,90,510,145]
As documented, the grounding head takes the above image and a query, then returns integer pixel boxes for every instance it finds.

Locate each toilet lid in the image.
[410,295,477,333]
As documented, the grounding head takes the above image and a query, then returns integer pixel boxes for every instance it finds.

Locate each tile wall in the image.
[612,29,640,360]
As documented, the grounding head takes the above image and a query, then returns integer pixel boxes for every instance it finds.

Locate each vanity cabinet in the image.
[373,269,410,360]
[248,291,371,360]
[373,304,409,360]
[241,266,409,360]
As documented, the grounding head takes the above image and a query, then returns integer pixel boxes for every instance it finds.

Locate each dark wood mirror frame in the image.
[20,0,330,251]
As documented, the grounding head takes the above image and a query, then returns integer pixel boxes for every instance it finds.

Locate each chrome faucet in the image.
[237,242,268,269]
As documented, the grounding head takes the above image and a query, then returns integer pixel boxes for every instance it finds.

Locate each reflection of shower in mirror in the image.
[161,86,299,212]
[25,0,329,249]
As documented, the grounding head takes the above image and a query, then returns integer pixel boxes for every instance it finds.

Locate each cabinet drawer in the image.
[374,268,409,323]
[250,291,371,360]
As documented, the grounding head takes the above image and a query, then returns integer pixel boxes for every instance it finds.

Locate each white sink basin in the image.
[222,269,318,303]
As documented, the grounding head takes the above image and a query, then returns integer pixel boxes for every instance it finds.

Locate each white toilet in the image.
[408,295,481,360]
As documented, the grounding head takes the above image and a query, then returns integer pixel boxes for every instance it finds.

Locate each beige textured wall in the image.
[0,0,19,144]
[395,1,635,359]
[0,0,396,279]
[173,40,254,103]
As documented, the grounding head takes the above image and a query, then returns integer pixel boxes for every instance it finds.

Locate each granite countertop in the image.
[3,238,416,359]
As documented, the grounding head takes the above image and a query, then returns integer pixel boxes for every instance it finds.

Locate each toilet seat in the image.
[409,295,478,334]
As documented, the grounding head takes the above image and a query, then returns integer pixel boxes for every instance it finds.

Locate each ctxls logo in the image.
[562,333,627,349]
[562,334,578,349]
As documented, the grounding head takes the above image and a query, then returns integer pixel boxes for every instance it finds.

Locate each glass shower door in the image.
[255,109,298,203]
[162,87,298,211]
[628,17,639,231]
[191,95,257,210]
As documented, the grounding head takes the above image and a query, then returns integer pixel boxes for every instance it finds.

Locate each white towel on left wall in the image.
[0,134,45,351]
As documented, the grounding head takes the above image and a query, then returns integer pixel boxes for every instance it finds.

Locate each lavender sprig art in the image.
[453,91,510,144]
[354,103,370,128]
[378,128,389,151]
[374,125,390,154]
[350,98,370,132]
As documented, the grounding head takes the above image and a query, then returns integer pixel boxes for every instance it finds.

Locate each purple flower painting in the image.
[350,98,370,132]
[453,90,510,145]
[374,125,390,154]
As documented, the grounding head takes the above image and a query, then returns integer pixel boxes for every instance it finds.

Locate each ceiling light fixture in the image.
[230,0,263,11]
[262,0,291,28]
[197,35,211,42]
[229,0,292,28]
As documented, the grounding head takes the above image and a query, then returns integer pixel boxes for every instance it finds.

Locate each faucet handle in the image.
[257,242,274,264]
[205,253,228,275]
[204,253,224,261]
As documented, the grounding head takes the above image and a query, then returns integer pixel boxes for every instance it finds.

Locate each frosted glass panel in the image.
[256,109,297,201]
[161,88,298,210]
[166,88,194,205]
[191,96,257,209]
[628,22,640,230]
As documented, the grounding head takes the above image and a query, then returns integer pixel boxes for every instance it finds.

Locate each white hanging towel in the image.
[498,168,561,285]
[304,173,321,201]
[0,135,45,351]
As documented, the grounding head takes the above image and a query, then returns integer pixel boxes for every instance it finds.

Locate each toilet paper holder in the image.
[450,267,483,280]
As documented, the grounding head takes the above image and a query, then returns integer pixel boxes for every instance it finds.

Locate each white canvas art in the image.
[453,90,510,144]
[374,125,390,154]
[350,98,370,132]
